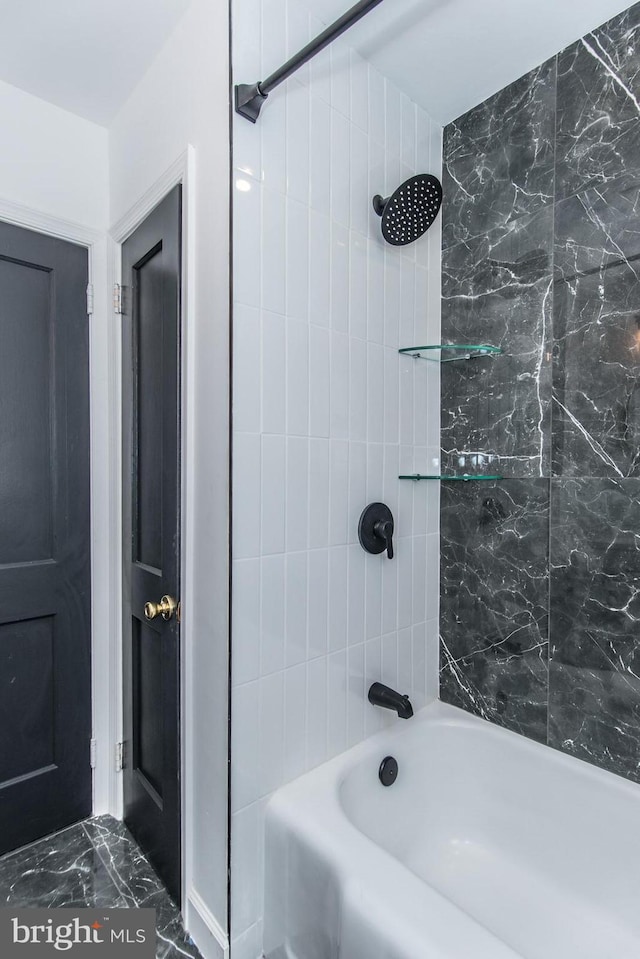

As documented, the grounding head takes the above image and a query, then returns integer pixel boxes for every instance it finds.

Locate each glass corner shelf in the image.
[399,473,503,482]
[398,344,503,363]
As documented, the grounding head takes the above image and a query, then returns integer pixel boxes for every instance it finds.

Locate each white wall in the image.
[0,76,117,834]
[230,0,442,954]
[0,78,108,228]
[109,0,230,954]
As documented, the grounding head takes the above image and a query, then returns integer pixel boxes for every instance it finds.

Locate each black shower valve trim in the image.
[358,503,395,559]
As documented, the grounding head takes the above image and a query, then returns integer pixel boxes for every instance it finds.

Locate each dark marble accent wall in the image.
[440,480,550,742]
[440,2,640,784]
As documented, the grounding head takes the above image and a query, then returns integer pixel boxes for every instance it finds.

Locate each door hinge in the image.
[86,283,94,316]
[90,739,97,769]
[115,741,125,772]
[113,283,123,314]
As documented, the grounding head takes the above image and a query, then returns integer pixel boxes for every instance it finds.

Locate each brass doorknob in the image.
[144,595,178,621]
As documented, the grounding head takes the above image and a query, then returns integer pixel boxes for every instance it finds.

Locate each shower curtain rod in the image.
[235,0,385,122]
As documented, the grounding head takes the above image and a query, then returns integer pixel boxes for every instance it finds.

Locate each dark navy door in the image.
[0,221,92,854]
[121,187,182,903]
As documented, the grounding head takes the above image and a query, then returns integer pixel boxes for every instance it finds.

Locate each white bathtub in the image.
[263,701,640,959]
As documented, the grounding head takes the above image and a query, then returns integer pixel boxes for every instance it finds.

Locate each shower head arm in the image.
[372,194,388,217]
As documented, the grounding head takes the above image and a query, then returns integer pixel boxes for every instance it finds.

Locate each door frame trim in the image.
[110,146,197,916]
[0,194,114,819]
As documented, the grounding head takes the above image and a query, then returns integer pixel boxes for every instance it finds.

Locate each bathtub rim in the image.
[270,700,640,813]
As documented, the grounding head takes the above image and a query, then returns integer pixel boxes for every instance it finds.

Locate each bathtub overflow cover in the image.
[379,755,398,787]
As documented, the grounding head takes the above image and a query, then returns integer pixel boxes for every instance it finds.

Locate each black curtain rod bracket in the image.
[235,0,384,123]
[235,83,268,123]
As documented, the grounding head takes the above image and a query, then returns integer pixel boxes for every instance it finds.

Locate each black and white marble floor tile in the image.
[82,816,165,908]
[0,817,202,959]
[0,823,126,910]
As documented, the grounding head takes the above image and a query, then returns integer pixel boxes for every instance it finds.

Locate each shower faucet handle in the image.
[358,503,395,560]
[374,519,394,559]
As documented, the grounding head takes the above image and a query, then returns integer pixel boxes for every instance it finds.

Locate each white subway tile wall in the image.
[231,0,442,949]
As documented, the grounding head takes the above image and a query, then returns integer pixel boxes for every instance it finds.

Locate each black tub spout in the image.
[368,682,413,719]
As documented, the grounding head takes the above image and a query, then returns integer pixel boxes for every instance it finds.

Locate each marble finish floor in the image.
[0,815,202,959]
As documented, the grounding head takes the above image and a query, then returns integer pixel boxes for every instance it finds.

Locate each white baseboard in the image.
[185,887,229,959]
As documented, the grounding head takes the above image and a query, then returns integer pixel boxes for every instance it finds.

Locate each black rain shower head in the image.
[373,174,442,246]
